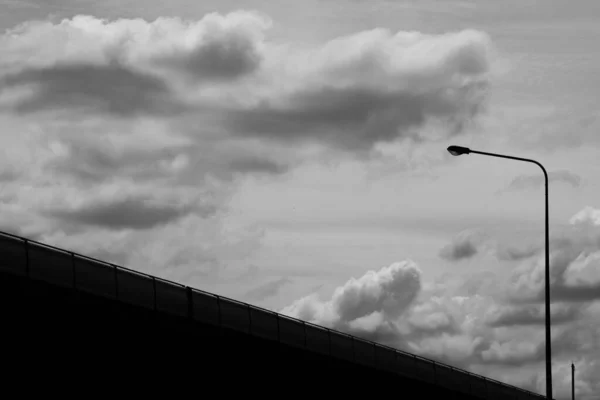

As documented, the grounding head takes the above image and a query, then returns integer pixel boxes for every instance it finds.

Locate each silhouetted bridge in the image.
[0,231,548,398]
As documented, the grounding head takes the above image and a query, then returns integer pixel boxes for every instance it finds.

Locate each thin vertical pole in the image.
[545,174,553,400]
[572,363,575,400]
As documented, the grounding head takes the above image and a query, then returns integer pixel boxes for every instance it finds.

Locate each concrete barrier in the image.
[75,256,117,299]
[155,279,187,317]
[353,338,375,367]
[249,306,278,341]
[0,234,26,276]
[28,243,73,288]
[191,290,219,326]
[305,323,330,355]
[116,268,155,310]
[278,315,305,348]
[219,297,250,333]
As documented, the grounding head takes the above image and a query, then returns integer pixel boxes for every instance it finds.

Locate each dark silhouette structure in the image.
[448,145,552,400]
[572,363,575,400]
[1,230,549,398]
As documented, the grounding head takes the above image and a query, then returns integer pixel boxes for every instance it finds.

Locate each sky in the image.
[1,0,599,398]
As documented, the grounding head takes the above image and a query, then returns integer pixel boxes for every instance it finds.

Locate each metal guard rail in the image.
[0,229,546,400]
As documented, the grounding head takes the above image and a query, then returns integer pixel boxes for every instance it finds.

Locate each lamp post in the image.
[446,145,552,400]
[572,363,575,400]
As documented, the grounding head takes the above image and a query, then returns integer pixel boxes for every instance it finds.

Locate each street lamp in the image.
[447,145,552,400]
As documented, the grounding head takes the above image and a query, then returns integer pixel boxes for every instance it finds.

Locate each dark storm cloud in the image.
[43,196,216,230]
[486,304,580,328]
[552,283,600,302]
[0,63,185,117]
[226,156,288,175]
[495,244,541,261]
[439,231,484,261]
[1,13,493,163]
[48,140,191,184]
[226,82,487,151]
[504,170,582,192]
[481,342,545,367]
[151,29,262,81]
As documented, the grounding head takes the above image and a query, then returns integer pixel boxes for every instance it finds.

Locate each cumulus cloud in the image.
[569,206,600,226]
[223,28,492,151]
[280,261,421,345]
[507,207,600,304]
[0,10,482,296]
[440,229,543,263]
[439,230,488,261]
[148,12,268,81]
[485,303,580,327]
[480,337,543,366]
[0,12,496,257]
[503,170,582,192]
[0,14,494,288]
[282,209,600,396]
[0,12,493,153]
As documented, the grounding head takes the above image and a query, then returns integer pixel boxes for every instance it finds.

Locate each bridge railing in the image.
[0,230,546,400]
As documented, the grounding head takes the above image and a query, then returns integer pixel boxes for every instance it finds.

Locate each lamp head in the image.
[447,145,471,156]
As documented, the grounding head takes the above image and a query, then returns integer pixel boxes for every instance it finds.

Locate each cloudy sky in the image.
[1,0,600,398]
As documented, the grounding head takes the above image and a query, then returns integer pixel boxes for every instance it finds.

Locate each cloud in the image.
[503,169,582,192]
[495,244,540,261]
[148,12,268,81]
[507,207,600,304]
[439,230,487,261]
[32,212,265,284]
[0,63,185,117]
[42,193,215,230]
[280,209,600,396]
[0,12,269,76]
[480,337,543,366]
[0,13,494,154]
[223,28,492,152]
[569,206,600,226]
[244,277,292,301]
[485,303,580,327]
[280,261,421,345]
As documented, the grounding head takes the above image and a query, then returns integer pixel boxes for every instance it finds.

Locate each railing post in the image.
[374,345,378,370]
[216,296,222,327]
[114,266,119,300]
[468,373,473,396]
[303,322,307,348]
[483,377,488,399]
[71,253,76,289]
[152,277,157,312]
[186,287,193,319]
[413,354,418,380]
[247,304,252,334]
[24,239,29,277]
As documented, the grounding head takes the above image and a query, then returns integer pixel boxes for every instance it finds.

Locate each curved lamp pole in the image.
[447,145,552,400]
